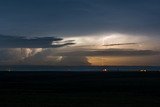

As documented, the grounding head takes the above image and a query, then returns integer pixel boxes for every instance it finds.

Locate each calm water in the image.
[0,65,160,72]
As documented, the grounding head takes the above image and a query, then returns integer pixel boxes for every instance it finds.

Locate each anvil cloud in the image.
[0,0,160,37]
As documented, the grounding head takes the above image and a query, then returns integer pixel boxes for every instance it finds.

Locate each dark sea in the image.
[0,65,160,72]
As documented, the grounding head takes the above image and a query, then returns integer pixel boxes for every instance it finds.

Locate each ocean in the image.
[0,65,160,72]
[1,66,160,106]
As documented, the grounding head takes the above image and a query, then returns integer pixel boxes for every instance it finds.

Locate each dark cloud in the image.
[74,43,138,48]
[0,34,75,48]
[0,48,159,65]
[103,43,137,47]
[59,56,91,66]
[0,0,160,36]
[0,49,21,61]
[0,49,25,65]
[18,49,90,66]
[0,48,57,65]
[57,49,160,57]
[21,49,53,63]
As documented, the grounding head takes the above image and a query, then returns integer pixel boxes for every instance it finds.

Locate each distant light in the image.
[140,69,147,72]
[102,68,108,72]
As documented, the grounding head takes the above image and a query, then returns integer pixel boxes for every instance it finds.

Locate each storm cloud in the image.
[0,0,160,36]
[0,35,75,48]
[59,56,91,66]
[57,49,160,57]
[17,49,91,66]
[0,0,160,66]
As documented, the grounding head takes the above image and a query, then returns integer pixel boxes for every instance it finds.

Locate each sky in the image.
[0,0,160,66]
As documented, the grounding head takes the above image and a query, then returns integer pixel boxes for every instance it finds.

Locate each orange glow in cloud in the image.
[87,55,160,66]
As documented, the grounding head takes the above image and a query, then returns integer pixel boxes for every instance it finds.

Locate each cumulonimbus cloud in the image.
[0,34,75,48]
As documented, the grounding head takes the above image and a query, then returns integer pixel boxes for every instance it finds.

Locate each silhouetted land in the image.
[0,71,160,106]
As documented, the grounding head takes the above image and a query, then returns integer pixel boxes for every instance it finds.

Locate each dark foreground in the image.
[0,71,160,107]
